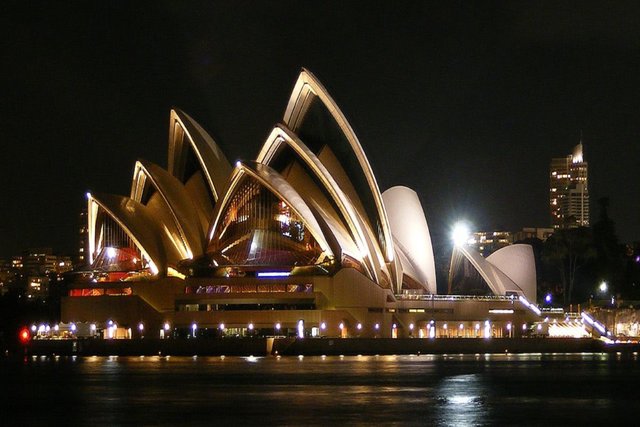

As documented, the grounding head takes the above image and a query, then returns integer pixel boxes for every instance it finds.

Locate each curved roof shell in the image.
[486,244,537,302]
[130,160,205,260]
[83,69,443,294]
[168,109,231,229]
[283,69,395,267]
[382,186,437,294]
[207,161,334,266]
[257,124,385,284]
[88,193,167,276]
[452,244,536,301]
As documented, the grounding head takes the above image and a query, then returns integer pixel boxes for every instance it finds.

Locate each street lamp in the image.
[599,281,608,293]
[451,221,471,247]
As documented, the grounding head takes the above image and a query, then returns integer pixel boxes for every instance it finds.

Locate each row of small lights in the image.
[33,320,525,332]
[31,320,541,344]
[30,323,91,333]
[185,320,524,333]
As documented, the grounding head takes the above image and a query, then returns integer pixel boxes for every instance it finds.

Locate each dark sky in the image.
[2,1,640,258]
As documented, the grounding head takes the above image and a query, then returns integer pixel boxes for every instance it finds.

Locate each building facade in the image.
[77,209,89,267]
[63,69,543,339]
[467,231,513,257]
[550,142,589,229]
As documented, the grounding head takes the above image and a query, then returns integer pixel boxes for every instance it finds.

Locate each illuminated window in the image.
[90,214,153,277]
[208,176,331,267]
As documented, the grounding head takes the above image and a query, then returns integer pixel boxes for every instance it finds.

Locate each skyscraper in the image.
[549,141,589,228]
[77,208,89,267]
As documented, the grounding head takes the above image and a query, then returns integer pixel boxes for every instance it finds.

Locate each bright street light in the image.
[599,281,608,293]
[451,222,471,247]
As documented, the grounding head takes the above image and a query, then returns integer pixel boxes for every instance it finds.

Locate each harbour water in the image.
[2,353,638,426]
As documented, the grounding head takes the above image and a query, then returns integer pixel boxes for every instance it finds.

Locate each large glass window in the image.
[90,214,154,280]
[209,176,330,267]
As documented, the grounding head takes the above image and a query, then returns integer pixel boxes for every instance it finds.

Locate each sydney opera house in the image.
[63,69,543,339]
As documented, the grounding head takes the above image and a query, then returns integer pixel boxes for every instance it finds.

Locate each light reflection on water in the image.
[1,353,639,426]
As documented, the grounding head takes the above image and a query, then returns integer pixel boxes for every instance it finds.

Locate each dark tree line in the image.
[529,197,639,306]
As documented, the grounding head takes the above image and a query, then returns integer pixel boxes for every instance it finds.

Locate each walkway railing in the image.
[395,294,518,302]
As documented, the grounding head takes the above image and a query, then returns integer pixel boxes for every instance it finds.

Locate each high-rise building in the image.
[77,208,89,267]
[550,141,589,229]
[467,231,513,257]
[23,248,58,275]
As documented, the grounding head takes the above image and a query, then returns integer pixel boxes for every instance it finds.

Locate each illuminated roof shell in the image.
[130,160,205,259]
[283,69,395,267]
[87,193,167,276]
[207,161,334,261]
[452,244,536,301]
[83,69,445,294]
[257,124,382,283]
[167,108,231,215]
[167,109,231,200]
[382,186,437,294]
[486,244,537,302]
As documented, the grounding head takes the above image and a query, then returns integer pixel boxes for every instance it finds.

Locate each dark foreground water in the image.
[2,353,639,426]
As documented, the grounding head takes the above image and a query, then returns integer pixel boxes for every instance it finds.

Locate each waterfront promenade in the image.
[12,337,640,358]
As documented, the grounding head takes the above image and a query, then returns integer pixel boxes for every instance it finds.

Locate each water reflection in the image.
[2,353,640,425]
[435,374,488,426]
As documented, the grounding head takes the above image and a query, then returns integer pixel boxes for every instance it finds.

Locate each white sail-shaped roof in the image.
[382,186,437,294]
[452,244,536,301]
[283,69,395,269]
[167,109,231,231]
[130,160,205,260]
[487,244,537,302]
[168,108,231,201]
[256,124,384,285]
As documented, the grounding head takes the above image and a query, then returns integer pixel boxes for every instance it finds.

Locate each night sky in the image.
[2,1,639,258]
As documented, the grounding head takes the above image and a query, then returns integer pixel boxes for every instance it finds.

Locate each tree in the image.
[542,227,595,305]
[592,197,624,295]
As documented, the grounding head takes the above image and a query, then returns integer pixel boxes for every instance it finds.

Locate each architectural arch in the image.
[167,109,231,229]
[283,69,395,265]
[87,193,166,276]
[130,160,205,260]
[207,161,334,268]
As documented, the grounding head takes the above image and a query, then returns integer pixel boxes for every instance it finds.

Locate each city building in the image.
[467,231,513,257]
[0,259,13,296]
[63,69,544,339]
[77,209,89,267]
[4,249,73,299]
[23,248,58,276]
[11,256,23,270]
[550,141,589,228]
[26,276,49,300]
[466,227,554,258]
[512,227,555,243]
